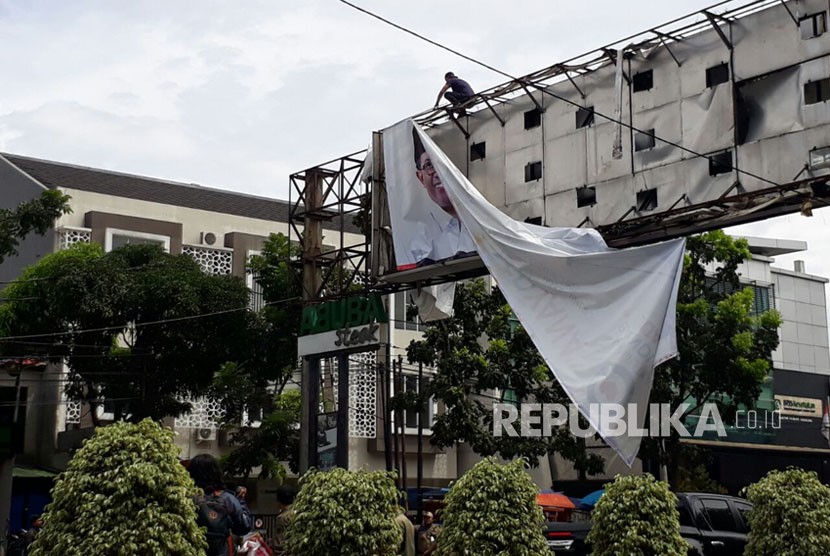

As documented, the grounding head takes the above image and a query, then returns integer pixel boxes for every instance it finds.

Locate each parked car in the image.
[544,492,752,555]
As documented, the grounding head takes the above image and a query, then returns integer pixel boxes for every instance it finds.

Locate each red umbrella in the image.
[536,493,575,509]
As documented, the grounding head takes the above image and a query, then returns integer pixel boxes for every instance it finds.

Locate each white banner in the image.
[383,119,686,466]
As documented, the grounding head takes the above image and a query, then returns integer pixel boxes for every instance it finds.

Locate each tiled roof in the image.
[2,153,361,234]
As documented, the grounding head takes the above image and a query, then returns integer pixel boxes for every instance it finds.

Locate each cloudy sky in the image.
[1,0,828,283]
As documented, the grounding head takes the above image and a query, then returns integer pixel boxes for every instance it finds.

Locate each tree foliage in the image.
[0,242,256,422]
[436,457,548,556]
[642,231,782,483]
[0,189,71,264]
[587,474,688,556]
[406,279,603,475]
[744,467,830,556]
[285,468,401,556]
[29,419,205,556]
[215,232,304,478]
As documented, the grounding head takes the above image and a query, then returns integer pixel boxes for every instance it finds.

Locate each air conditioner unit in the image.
[195,427,217,442]
[200,231,218,246]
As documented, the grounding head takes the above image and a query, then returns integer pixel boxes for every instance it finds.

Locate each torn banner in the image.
[383,119,686,466]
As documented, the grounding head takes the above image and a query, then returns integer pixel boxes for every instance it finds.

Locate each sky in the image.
[1,0,829,285]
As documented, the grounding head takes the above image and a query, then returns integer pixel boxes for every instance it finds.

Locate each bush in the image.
[745,467,830,556]
[30,419,205,556]
[285,468,401,556]
[436,457,548,556]
[587,474,687,556]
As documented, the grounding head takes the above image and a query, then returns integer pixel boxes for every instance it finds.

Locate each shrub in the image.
[436,457,548,556]
[587,474,687,556]
[285,468,401,556]
[30,419,205,556]
[745,467,830,556]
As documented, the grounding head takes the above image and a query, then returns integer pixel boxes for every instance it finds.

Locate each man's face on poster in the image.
[416,152,454,215]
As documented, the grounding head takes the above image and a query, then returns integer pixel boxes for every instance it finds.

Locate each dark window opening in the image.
[577,187,596,208]
[706,62,730,88]
[634,129,656,151]
[800,12,827,39]
[524,161,543,182]
[575,106,594,128]
[805,78,830,105]
[632,70,653,92]
[470,141,486,161]
[524,216,543,225]
[636,189,658,212]
[709,150,733,176]
[524,108,542,129]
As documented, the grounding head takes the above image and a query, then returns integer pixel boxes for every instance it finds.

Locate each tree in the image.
[213,232,304,479]
[0,242,256,422]
[744,468,830,556]
[0,190,71,264]
[641,231,782,485]
[29,419,205,556]
[285,468,401,556]
[587,474,687,556]
[405,279,604,475]
[436,457,549,556]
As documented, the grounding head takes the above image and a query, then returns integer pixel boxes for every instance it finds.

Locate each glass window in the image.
[395,292,426,331]
[105,228,170,253]
[394,373,436,432]
[735,501,752,528]
[701,499,739,532]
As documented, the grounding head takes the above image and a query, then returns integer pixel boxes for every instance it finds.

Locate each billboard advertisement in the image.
[382,119,477,270]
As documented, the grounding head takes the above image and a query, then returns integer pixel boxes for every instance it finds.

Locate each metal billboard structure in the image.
[291,0,830,298]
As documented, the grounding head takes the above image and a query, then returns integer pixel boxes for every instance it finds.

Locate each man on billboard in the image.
[409,126,477,267]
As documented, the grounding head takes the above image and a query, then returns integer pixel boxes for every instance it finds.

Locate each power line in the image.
[338,0,782,188]
[0,296,301,342]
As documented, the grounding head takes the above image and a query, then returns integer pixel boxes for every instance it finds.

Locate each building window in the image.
[525,161,543,182]
[394,373,437,434]
[575,106,594,128]
[394,292,425,331]
[636,189,658,212]
[632,70,653,92]
[709,150,733,176]
[524,108,542,129]
[577,187,597,208]
[470,141,486,161]
[246,250,265,311]
[524,216,542,225]
[804,78,830,105]
[800,12,827,39]
[705,277,775,317]
[634,129,656,151]
[706,62,730,88]
[104,228,170,253]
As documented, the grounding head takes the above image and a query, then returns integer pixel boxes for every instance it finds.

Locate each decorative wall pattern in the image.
[182,245,233,275]
[58,227,92,250]
[173,398,224,429]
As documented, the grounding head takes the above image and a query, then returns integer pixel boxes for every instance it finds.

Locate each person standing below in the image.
[434,72,474,109]
[271,485,296,556]
[416,511,439,556]
[188,454,252,556]
[395,498,416,556]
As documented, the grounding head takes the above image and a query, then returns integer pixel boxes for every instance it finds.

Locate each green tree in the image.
[0,242,256,422]
[285,468,401,556]
[744,467,830,556]
[642,231,782,485]
[29,419,205,556]
[213,232,304,479]
[0,190,71,263]
[406,279,603,475]
[436,457,549,556]
[587,474,688,556]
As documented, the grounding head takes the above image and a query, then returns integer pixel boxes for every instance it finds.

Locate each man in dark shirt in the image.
[434,72,474,108]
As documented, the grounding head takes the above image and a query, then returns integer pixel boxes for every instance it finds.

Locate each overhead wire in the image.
[338,0,782,188]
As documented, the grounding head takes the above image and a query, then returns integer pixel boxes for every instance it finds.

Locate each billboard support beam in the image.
[704,10,734,50]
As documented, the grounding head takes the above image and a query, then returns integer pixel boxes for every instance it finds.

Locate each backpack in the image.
[196,491,234,556]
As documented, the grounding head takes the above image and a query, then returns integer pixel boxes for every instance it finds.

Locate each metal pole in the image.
[398,355,408,492]
[306,357,321,470]
[392,358,401,487]
[336,353,349,470]
[417,360,424,524]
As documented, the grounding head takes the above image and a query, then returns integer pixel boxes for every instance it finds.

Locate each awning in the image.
[536,493,575,509]
[13,465,57,479]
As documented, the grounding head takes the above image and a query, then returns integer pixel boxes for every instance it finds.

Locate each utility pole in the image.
[299,169,324,473]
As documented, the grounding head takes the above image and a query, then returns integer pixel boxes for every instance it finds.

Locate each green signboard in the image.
[300,295,388,336]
